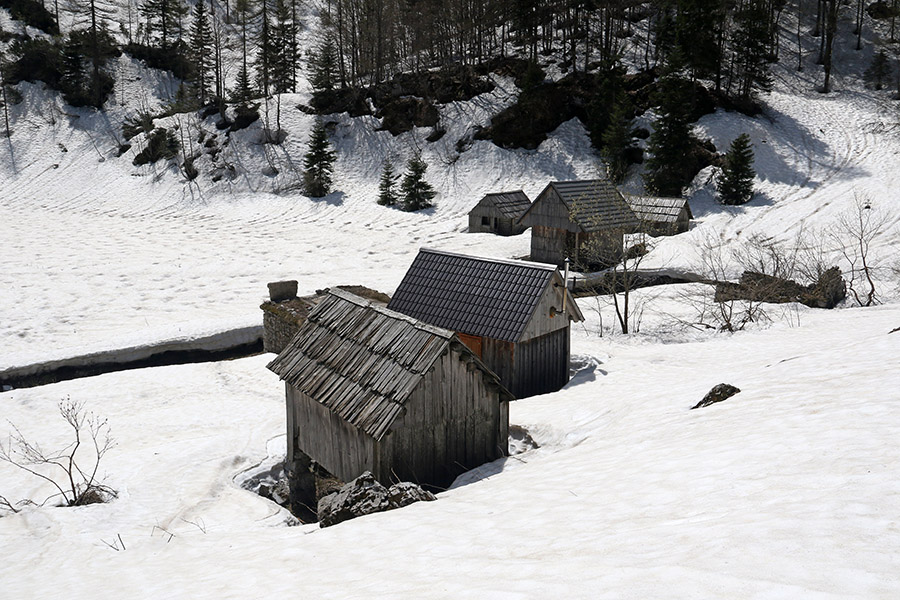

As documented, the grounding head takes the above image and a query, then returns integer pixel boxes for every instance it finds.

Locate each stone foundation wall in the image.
[263,310,302,354]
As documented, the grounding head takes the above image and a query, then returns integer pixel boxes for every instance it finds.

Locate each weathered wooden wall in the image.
[513,327,570,397]
[530,224,569,266]
[469,208,526,236]
[287,384,377,485]
[377,347,509,489]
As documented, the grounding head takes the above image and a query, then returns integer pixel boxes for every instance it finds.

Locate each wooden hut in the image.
[268,288,512,493]
[518,179,639,269]
[468,191,531,236]
[624,194,693,235]
[388,249,584,399]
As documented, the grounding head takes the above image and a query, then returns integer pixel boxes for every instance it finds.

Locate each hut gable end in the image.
[520,179,639,232]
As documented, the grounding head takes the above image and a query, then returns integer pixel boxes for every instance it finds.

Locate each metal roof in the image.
[477,191,531,219]
[267,288,459,441]
[387,248,558,343]
[525,179,639,232]
[624,194,692,224]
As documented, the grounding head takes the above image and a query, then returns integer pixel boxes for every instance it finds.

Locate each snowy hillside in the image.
[3,0,900,596]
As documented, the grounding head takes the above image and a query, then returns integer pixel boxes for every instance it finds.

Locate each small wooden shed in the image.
[388,249,584,399]
[518,179,639,269]
[624,194,693,235]
[468,191,531,236]
[268,288,512,492]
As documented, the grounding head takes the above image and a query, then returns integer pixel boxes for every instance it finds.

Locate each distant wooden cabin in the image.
[518,179,639,269]
[388,249,584,399]
[468,191,531,236]
[624,194,693,235]
[260,283,391,354]
[268,288,512,492]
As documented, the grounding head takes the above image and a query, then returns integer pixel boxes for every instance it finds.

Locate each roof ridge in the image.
[418,247,558,272]
[323,287,456,339]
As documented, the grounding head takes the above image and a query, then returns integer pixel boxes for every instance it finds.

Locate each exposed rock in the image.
[317,472,436,528]
[715,268,846,309]
[387,482,436,508]
[692,383,741,409]
[317,472,390,528]
[800,267,846,309]
[376,97,439,135]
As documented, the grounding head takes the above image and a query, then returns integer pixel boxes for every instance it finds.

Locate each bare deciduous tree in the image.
[0,397,116,513]
[831,195,888,307]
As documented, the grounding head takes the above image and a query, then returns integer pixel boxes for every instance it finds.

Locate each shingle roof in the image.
[624,194,692,224]
[387,249,557,343]
[542,179,639,232]
[479,191,531,219]
[267,288,459,441]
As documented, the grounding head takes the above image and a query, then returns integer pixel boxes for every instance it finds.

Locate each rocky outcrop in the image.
[692,383,741,409]
[715,267,846,309]
[317,472,436,528]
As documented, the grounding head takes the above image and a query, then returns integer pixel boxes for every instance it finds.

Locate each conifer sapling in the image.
[400,155,436,211]
[377,160,398,206]
[302,120,336,197]
[717,133,755,205]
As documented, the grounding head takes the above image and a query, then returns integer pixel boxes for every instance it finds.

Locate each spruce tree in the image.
[230,0,255,106]
[601,97,635,184]
[864,50,893,90]
[189,0,213,105]
[730,0,773,101]
[269,0,297,93]
[400,155,436,211]
[140,0,188,50]
[644,53,695,196]
[302,120,336,197]
[377,160,398,206]
[717,133,755,205]
[310,39,338,94]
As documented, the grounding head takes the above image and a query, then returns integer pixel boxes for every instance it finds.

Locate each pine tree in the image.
[189,0,213,105]
[269,0,297,93]
[302,120,336,197]
[644,53,696,196]
[140,0,188,50]
[864,50,893,90]
[717,133,755,205]
[601,97,635,184]
[400,155,436,211]
[310,38,338,94]
[729,0,773,101]
[230,0,255,106]
[377,160,398,206]
[255,0,273,96]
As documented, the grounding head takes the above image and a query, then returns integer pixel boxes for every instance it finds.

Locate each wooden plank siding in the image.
[380,347,509,489]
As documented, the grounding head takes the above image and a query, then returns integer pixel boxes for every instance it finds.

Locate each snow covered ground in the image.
[2,10,900,597]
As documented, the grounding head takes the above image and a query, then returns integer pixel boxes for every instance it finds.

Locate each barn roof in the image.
[476,190,531,219]
[522,179,639,232]
[388,248,578,343]
[624,194,693,224]
[267,288,505,441]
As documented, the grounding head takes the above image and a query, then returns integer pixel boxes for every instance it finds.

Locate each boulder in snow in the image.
[317,472,435,528]
[692,383,741,410]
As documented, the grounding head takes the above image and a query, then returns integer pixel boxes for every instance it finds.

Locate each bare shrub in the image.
[0,397,116,513]
[830,195,889,306]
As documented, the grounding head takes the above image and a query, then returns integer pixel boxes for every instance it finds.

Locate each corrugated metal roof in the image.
[267,288,457,441]
[540,179,639,232]
[624,194,692,224]
[478,191,531,219]
[387,249,556,343]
